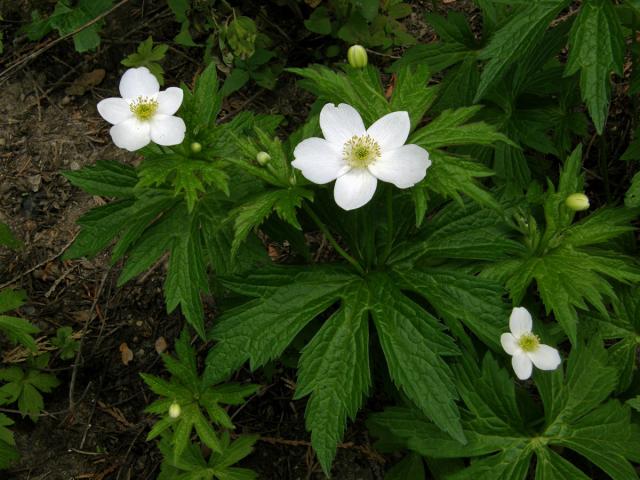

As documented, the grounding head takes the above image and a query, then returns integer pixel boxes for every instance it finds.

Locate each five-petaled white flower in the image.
[501,307,561,380]
[97,67,186,151]
[291,103,430,210]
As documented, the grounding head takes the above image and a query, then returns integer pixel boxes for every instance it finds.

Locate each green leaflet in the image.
[369,274,464,444]
[385,453,426,480]
[64,160,138,198]
[295,280,371,474]
[0,414,18,470]
[475,1,569,101]
[410,106,515,150]
[625,171,640,208]
[0,222,22,251]
[565,0,624,134]
[390,64,438,129]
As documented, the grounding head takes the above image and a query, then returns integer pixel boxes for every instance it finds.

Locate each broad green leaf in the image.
[535,447,590,480]
[475,1,569,101]
[565,0,624,134]
[295,280,371,474]
[64,160,138,198]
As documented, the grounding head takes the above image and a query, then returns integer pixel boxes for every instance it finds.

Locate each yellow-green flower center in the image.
[343,135,380,168]
[518,333,540,352]
[130,96,158,121]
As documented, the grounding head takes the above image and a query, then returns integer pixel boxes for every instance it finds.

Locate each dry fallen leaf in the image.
[65,69,106,96]
[119,342,134,365]
[155,336,168,354]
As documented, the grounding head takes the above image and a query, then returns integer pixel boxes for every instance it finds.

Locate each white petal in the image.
[292,138,350,184]
[156,87,184,116]
[149,114,186,146]
[512,354,533,380]
[333,168,377,211]
[509,307,533,337]
[500,333,520,356]
[119,67,159,99]
[366,111,410,151]
[319,103,366,145]
[97,97,132,125]
[528,345,561,371]
[368,144,430,188]
[110,118,151,151]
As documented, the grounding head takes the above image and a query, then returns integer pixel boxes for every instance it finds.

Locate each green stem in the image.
[382,186,394,263]
[303,203,365,275]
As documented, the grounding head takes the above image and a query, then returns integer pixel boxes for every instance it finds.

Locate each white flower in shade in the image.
[97,67,186,151]
[501,307,562,380]
[291,103,430,210]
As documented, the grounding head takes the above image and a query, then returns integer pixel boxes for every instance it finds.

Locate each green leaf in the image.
[64,160,138,198]
[475,1,569,101]
[390,64,438,129]
[0,316,38,351]
[304,7,332,34]
[370,274,464,444]
[0,289,27,314]
[385,454,425,480]
[625,172,640,207]
[295,280,371,475]
[395,268,509,349]
[565,0,624,134]
[0,223,22,250]
[121,36,168,85]
[410,106,515,150]
[204,267,356,383]
[0,413,18,469]
[230,188,312,256]
[164,209,209,338]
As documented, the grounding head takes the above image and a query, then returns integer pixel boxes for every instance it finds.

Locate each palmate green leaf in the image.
[410,106,515,150]
[371,342,640,480]
[369,274,464,444]
[64,160,138,198]
[565,0,624,134]
[295,280,371,474]
[121,36,168,85]
[230,188,313,256]
[287,64,389,125]
[475,1,569,101]
[180,62,222,134]
[206,265,512,473]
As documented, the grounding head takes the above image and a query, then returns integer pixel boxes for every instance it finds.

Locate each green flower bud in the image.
[168,402,181,418]
[256,151,271,166]
[347,45,368,69]
[565,193,590,211]
[190,142,202,153]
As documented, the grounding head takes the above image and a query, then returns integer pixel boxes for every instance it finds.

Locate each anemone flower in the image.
[501,307,562,380]
[292,103,430,210]
[97,67,186,151]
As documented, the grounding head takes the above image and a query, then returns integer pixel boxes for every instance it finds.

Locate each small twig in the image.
[0,0,131,86]
[0,231,79,290]
[66,270,109,419]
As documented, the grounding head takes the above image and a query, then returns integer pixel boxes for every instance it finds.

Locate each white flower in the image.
[291,103,431,210]
[97,67,186,151]
[501,307,561,380]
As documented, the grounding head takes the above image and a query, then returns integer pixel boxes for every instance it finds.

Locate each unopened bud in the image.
[347,45,368,69]
[168,402,181,418]
[256,151,271,166]
[190,142,202,153]
[565,193,590,211]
